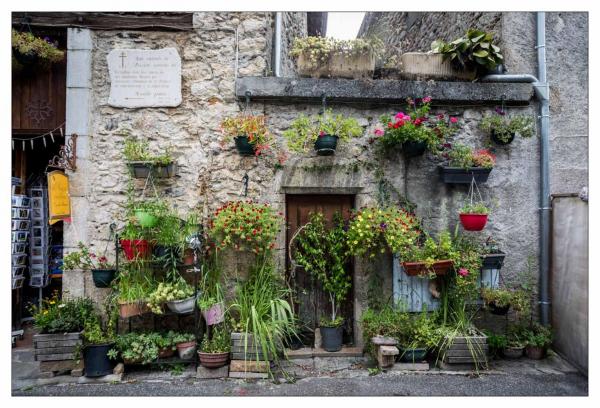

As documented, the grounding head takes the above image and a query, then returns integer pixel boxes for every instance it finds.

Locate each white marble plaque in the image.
[107,48,182,108]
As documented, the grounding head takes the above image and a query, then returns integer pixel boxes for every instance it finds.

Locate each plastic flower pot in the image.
[118,301,150,319]
[198,351,229,368]
[83,343,114,377]
[399,348,428,363]
[459,213,489,231]
[488,302,510,316]
[13,50,39,66]
[158,347,175,359]
[525,345,546,360]
[202,302,225,326]
[314,134,339,156]
[503,346,525,359]
[176,341,197,360]
[401,140,427,157]
[135,210,158,228]
[154,163,176,178]
[127,162,152,179]
[120,239,151,261]
[91,269,117,288]
[439,166,492,184]
[490,130,515,145]
[402,260,454,277]
[320,326,343,352]
[166,295,196,314]
[234,135,256,156]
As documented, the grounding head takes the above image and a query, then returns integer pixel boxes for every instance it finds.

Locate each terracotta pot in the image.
[459,213,489,231]
[120,239,151,261]
[525,345,546,360]
[182,248,195,266]
[198,351,229,368]
[118,301,150,319]
[402,260,453,277]
[158,347,175,359]
[176,341,197,360]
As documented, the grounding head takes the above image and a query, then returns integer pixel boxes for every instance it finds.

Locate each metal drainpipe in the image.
[481,12,551,326]
[274,12,282,77]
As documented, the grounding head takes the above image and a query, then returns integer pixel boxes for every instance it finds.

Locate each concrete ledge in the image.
[285,347,363,359]
[236,76,534,105]
[390,362,430,371]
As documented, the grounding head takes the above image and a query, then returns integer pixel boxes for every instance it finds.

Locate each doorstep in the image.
[285,347,363,359]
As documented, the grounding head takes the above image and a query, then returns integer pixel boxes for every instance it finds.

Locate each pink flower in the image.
[413,118,423,126]
[437,113,444,120]
[458,268,469,277]
[394,112,410,120]
[374,128,384,137]
[423,96,432,103]
[318,131,325,137]
[450,117,458,124]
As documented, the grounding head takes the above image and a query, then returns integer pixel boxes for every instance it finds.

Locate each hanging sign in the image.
[47,170,71,225]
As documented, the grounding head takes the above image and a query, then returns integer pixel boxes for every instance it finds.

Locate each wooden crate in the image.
[443,335,488,365]
[230,332,271,361]
[33,332,83,376]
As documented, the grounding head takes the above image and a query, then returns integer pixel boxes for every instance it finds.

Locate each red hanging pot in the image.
[459,213,488,231]
[120,239,151,260]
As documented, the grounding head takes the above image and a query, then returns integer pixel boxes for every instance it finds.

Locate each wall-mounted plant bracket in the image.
[48,133,77,171]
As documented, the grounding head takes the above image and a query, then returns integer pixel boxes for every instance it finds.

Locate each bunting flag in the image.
[12,122,66,151]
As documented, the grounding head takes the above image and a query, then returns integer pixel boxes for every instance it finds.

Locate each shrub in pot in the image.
[360,305,410,360]
[431,28,504,77]
[12,29,64,71]
[153,331,178,359]
[173,332,197,360]
[61,242,117,288]
[147,279,196,315]
[294,212,351,352]
[479,111,535,145]
[283,109,363,156]
[123,136,176,179]
[372,97,460,157]
[198,326,231,368]
[399,311,440,363]
[484,332,508,359]
[438,144,496,184]
[110,332,160,365]
[459,202,490,232]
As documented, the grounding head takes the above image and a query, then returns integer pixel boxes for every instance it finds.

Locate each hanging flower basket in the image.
[91,269,117,288]
[459,213,489,231]
[127,162,176,179]
[120,239,151,261]
[314,134,338,155]
[488,302,510,316]
[402,260,454,277]
[490,130,515,145]
[401,140,427,157]
[439,166,492,184]
[234,135,256,156]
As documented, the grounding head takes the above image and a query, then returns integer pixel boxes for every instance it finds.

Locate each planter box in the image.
[439,166,492,184]
[402,260,453,277]
[443,335,488,365]
[127,161,176,179]
[118,301,150,319]
[297,51,376,79]
[230,332,272,361]
[481,252,505,269]
[399,52,476,81]
[33,332,82,362]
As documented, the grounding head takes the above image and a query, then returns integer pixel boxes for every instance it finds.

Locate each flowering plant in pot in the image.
[293,212,351,352]
[346,205,421,259]
[479,110,535,145]
[147,279,196,315]
[401,231,458,278]
[438,144,496,184]
[209,200,282,255]
[61,242,117,288]
[283,109,363,156]
[372,97,459,156]
[459,202,490,231]
[12,29,64,70]
[123,136,176,178]
[198,326,231,368]
[29,291,95,334]
[173,332,197,360]
[220,114,272,156]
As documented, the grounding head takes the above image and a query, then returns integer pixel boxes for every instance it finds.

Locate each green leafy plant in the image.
[111,332,160,364]
[431,28,503,74]
[200,326,231,353]
[12,29,64,69]
[290,36,384,69]
[123,136,173,165]
[441,143,496,169]
[346,206,421,259]
[62,242,113,271]
[294,212,351,325]
[172,332,196,344]
[460,202,490,215]
[360,305,410,358]
[403,310,442,350]
[479,113,535,143]
[524,324,553,348]
[147,279,195,314]
[480,287,513,309]
[28,291,95,334]
[283,109,363,153]
[483,331,507,358]
[402,231,459,278]
[373,97,459,153]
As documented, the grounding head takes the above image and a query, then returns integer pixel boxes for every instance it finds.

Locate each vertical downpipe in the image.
[274,12,282,77]
[537,11,551,326]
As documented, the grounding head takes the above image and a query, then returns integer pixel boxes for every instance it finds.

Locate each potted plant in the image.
[62,242,117,288]
[147,279,196,315]
[399,311,440,363]
[115,266,152,319]
[199,296,225,326]
[503,325,527,359]
[479,111,535,145]
[173,333,197,360]
[110,332,160,365]
[154,331,177,359]
[524,323,553,360]
[198,326,231,368]
[82,316,116,377]
[132,200,169,229]
[481,287,513,315]
[459,202,490,231]
[361,305,409,361]
[220,114,272,156]
[373,97,459,157]
[294,212,351,352]
[399,51,476,81]
[401,231,457,278]
[119,222,152,261]
[346,205,421,259]
[283,109,363,156]
[438,144,496,184]
[12,29,64,70]
[431,28,504,78]
[123,136,176,178]
[290,36,384,79]
[484,332,508,359]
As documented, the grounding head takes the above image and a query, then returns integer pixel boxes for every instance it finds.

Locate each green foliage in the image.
[290,36,384,68]
[282,109,363,153]
[12,29,64,68]
[479,114,535,143]
[112,332,160,364]
[220,114,272,149]
[484,331,508,358]
[460,202,490,215]
[431,28,503,74]
[403,231,458,277]
[200,326,231,353]
[62,242,113,271]
[114,263,154,303]
[294,212,351,321]
[360,305,410,358]
[403,310,442,350]
[319,316,345,328]
[28,292,96,334]
[346,206,421,259]
[523,324,553,348]
[172,332,196,344]
[444,144,496,169]
[480,287,513,308]
[123,136,173,165]
[147,279,195,314]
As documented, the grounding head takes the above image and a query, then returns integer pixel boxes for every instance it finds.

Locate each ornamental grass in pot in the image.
[115,267,152,319]
[198,326,231,368]
[283,109,363,156]
[372,97,460,157]
[479,110,535,146]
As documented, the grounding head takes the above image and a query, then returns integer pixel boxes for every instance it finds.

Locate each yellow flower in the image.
[43,310,48,315]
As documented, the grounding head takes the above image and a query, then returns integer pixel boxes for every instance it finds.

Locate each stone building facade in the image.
[61,12,588,347]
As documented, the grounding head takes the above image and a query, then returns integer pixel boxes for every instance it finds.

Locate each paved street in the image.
[13,371,587,396]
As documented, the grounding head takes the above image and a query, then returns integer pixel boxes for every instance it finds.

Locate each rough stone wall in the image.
[280,12,308,77]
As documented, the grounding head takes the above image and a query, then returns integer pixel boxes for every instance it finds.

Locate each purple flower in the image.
[495,107,506,116]
[380,222,388,230]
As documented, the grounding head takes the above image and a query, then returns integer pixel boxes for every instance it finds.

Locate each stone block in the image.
[376,345,399,369]
[372,336,398,346]
[390,362,430,371]
[229,371,269,379]
[76,373,123,384]
[229,360,270,373]
[196,365,229,379]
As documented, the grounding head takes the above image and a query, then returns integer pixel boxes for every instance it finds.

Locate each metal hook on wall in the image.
[319,93,327,115]
[244,90,252,113]
[241,173,249,197]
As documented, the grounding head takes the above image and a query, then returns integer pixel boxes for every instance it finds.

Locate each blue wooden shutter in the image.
[392,255,440,312]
